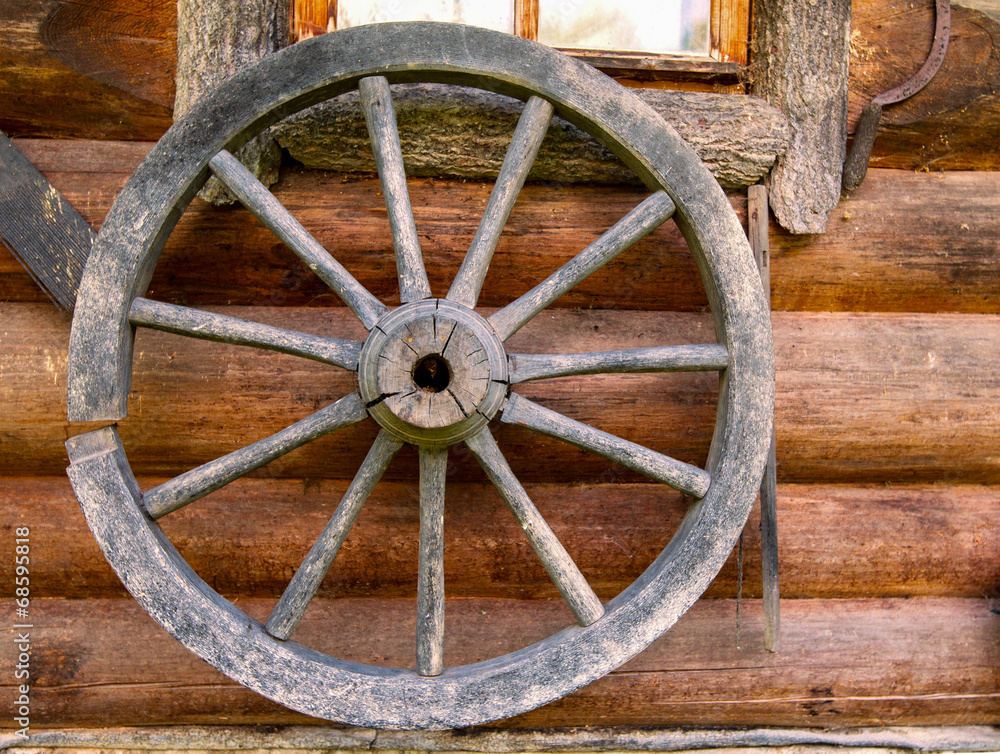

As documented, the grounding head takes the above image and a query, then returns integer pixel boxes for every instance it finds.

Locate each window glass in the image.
[538,0,710,55]
[338,0,515,33]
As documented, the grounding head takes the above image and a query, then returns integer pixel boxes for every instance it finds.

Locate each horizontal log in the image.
[272,84,789,189]
[4,305,1000,485]
[15,724,1000,753]
[0,0,175,141]
[2,476,997,601]
[4,140,999,313]
[4,0,998,178]
[18,597,1000,727]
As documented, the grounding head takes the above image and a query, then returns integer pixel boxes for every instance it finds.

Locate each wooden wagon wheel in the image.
[65,23,773,729]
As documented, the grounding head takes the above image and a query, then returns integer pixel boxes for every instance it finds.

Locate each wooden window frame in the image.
[291,0,748,89]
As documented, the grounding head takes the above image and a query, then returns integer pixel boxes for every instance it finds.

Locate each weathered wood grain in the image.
[843,0,952,193]
[0,0,175,140]
[140,391,367,519]
[501,393,712,499]
[748,182,778,652]
[4,304,999,484]
[264,429,403,640]
[358,76,433,303]
[507,344,729,383]
[751,0,851,233]
[487,191,675,339]
[465,428,605,627]
[447,95,554,308]
[2,477,997,601]
[174,0,287,203]
[13,724,1000,752]
[0,133,93,312]
[17,597,1000,727]
[273,84,789,189]
[850,1,1000,172]
[206,150,388,327]
[128,296,363,369]
[3,0,998,177]
[5,142,997,314]
[416,445,448,676]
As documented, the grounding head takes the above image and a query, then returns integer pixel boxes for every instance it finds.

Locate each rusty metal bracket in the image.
[842,0,951,191]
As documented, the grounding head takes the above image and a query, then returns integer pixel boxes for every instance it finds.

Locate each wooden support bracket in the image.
[752,0,851,234]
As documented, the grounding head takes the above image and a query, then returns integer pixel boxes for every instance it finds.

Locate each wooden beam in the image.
[514,0,538,40]
[3,0,999,177]
[3,304,999,484]
[271,84,789,189]
[3,477,997,601]
[19,597,1000,727]
[292,0,335,41]
[711,0,750,65]
[15,724,1000,752]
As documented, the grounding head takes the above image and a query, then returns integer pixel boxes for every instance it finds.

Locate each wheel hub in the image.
[358,299,508,446]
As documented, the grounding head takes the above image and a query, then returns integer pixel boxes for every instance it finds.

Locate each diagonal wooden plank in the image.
[0,131,94,312]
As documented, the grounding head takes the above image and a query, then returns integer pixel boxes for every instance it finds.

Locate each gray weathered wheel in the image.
[65,22,773,729]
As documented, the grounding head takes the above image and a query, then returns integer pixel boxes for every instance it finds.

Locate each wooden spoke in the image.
[501,393,711,499]
[447,96,554,308]
[129,297,363,370]
[465,428,604,626]
[416,446,448,676]
[142,392,368,519]
[265,430,403,641]
[208,150,387,329]
[508,344,729,384]
[358,76,432,303]
[488,191,676,340]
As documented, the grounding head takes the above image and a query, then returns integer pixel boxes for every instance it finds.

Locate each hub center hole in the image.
[412,354,451,393]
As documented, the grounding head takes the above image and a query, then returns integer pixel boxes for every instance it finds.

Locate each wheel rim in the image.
[65,22,774,729]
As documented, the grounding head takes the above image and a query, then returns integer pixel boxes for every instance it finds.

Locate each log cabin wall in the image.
[1,0,999,743]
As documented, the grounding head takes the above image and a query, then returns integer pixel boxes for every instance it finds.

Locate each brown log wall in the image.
[17,598,1000,728]
[2,1,998,172]
[4,141,1000,313]
[3,477,997,602]
[1,0,999,733]
[1,136,997,729]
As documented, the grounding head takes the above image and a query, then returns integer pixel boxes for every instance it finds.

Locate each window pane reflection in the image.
[338,0,515,33]
[539,0,710,55]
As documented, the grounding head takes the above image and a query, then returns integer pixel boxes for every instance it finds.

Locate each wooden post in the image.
[174,0,289,204]
[751,0,851,233]
[749,183,779,652]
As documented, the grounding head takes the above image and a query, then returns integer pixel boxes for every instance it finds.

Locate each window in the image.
[292,0,748,90]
